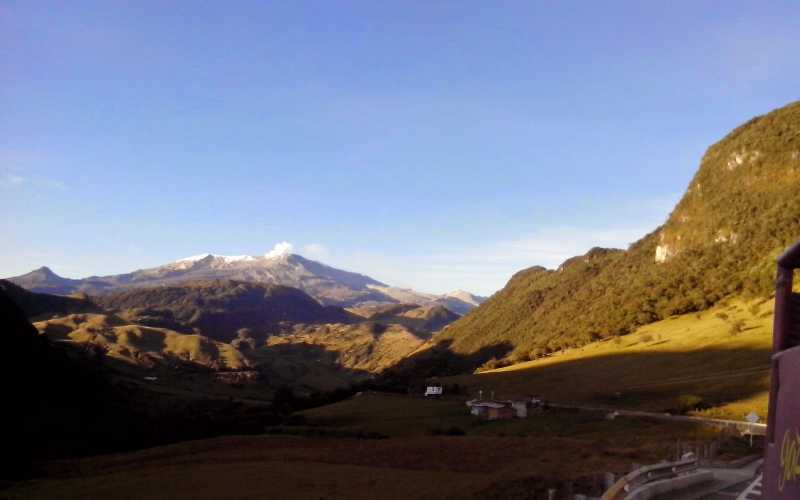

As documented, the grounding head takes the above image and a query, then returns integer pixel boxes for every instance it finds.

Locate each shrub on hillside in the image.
[677,394,705,414]
[729,319,746,336]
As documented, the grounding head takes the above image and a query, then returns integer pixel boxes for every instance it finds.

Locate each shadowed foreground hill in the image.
[0,288,143,478]
[0,287,284,480]
[436,100,800,363]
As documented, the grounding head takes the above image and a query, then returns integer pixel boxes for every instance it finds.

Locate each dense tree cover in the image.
[437,101,800,363]
[95,279,355,342]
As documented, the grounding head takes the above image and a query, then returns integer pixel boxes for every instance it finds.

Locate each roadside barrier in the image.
[601,456,701,500]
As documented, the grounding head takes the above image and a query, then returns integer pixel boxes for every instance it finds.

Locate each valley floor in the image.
[5,394,757,500]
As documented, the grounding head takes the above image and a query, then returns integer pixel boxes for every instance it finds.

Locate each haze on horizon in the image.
[2,1,799,296]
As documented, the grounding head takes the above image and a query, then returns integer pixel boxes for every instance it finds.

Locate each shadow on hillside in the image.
[124,305,362,343]
[465,346,772,412]
[255,341,373,383]
[376,339,514,389]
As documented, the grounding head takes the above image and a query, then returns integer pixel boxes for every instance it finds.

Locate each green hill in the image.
[95,279,354,343]
[434,101,800,365]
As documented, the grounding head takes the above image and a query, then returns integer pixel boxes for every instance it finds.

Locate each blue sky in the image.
[2,1,799,295]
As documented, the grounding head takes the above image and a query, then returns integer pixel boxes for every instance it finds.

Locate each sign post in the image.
[745,412,760,447]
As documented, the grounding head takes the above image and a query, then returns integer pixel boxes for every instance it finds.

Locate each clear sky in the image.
[2,1,799,295]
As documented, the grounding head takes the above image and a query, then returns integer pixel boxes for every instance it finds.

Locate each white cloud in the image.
[0,167,67,191]
[303,243,330,261]
[0,173,25,187]
[264,241,293,259]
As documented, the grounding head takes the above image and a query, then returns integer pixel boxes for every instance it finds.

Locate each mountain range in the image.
[7,251,486,312]
[9,101,799,401]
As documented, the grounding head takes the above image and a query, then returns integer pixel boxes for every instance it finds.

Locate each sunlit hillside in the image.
[35,313,252,370]
[445,298,775,420]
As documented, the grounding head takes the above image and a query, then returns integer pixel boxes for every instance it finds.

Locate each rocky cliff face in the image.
[655,102,800,265]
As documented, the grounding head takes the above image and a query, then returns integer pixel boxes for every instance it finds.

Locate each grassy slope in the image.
[35,313,251,370]
[445,298,774,420]
[267,322,427,374]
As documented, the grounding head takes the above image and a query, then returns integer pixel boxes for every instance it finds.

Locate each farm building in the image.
[466,397,543,420]
[467,401,515,420]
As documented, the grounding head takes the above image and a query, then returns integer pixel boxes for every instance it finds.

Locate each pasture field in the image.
[4,392,756,500]
[3,404,731,500]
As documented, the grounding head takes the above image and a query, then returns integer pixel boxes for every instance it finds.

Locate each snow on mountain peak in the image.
[173,242,294,267]
[217,255,256,263]
[176,254,213,263]
[174,253,256,266]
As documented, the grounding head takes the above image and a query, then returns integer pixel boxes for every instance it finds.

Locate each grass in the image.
[4,411,735,500]
[300,392,475,437]
[443,299,774,420]
[6,392,759,499]
[299,393,727,445]
[3,435,490,500]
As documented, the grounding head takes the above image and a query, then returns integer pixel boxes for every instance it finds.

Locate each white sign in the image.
[745,411,760,424]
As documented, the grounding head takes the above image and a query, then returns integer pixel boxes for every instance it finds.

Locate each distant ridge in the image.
[6,250,485,312]
[0,279,99,318]
[95,279,355,343]
[9,266,82,295]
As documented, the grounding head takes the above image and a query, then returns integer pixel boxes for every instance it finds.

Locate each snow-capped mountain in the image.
[6,245,486,312]
[435,290,487,315]
[362,285,486,315]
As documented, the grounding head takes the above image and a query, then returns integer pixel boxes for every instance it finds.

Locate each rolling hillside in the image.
[35,313,252,370]
[347,303,461,335]
[435,100,800,364]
